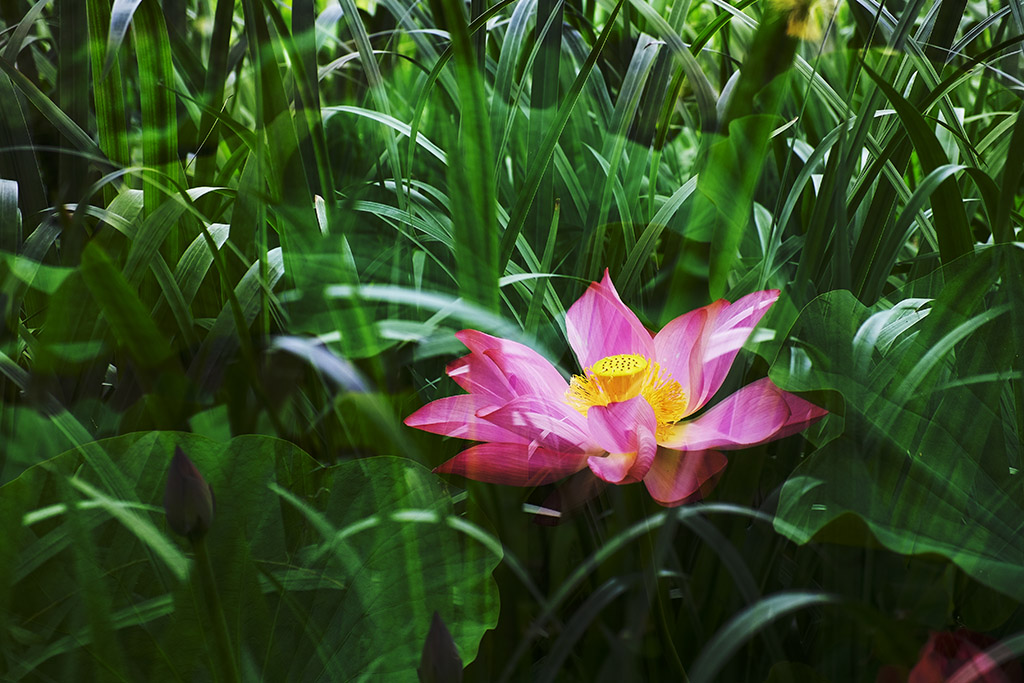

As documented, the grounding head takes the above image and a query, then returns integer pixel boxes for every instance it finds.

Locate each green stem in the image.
[192,535,241,683]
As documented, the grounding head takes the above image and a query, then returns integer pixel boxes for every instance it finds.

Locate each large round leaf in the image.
[770,246,1024,602]
[0,432,499,680]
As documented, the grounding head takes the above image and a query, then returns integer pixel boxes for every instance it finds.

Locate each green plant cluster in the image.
[0,0,1022,680]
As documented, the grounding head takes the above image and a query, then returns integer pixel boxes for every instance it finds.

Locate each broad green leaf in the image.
[771,245,1024,602]
[0,433,499,680]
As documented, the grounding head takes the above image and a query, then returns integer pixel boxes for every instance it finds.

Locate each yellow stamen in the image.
[566,354,688,442]
[592,354,648,401]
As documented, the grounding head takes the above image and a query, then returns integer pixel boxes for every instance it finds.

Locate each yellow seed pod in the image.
[592,354,648,401]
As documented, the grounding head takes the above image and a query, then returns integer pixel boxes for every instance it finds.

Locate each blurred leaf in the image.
[57,0,91,212]
[688,592,837,683]
[80,242,172,369]
[697,115,777,300]
[132,0,183,230]
[87,0,131,198]
[0,408,75,486]
[438,0,498,311]
[0,433,499,680]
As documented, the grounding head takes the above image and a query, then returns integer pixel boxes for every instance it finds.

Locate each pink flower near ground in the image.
[405,270,827,506]
[908,630,1023,683]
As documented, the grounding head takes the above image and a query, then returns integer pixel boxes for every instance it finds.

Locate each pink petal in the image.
[585,397,658,482]
[661,378,826,451]
[690,290,778,409]
[643,448,728,507]
[654,290,778,415]
[587,451,637,483]
[446,353,514,402]
[434,442,588,486]
[565,269,654,369]
[769,388,829,441]
[480,395,598,454]
[404,395,529,444]
[652,300,723,414]
[455,330,568,399]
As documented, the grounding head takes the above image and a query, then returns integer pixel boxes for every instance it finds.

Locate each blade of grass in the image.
[994,111,1024,244]
[861,164,967,302]
[688,592,837,683]
[525,0,563,250]
[103,0,144,77]
[87,0,131,202]
[497,504,775,683]
[54,476,130,680]
[0,178,20,254]
[536,576,634,683]
[336,0,406,209]
[0,72,46,222]
[438,0,498,311]
[625,0,717,131]
[57,0,90,208]
[194,0,236,185]
[620,175,697,294]
[67,476,189,582]
[583,34,662,278]
[132,0,183,252]
[861,62,973,263]
[0,55,106,163]
[2,0,49,63]
[123,186,225,287]
[405,0,518,197]
[175,222,230,306]
[497,0,626,272]
[189,247,285,395]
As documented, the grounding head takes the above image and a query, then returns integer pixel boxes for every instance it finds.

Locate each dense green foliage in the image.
[1,0,1023,679]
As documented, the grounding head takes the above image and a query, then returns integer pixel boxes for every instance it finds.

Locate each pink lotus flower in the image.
[908,630,1023,683]
[405,271,827,506]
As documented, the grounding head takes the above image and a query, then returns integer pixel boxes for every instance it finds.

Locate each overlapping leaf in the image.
[0,433,499,680]
[772,245,1024,600]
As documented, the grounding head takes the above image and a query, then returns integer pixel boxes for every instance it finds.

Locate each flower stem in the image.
[192,535,241,683]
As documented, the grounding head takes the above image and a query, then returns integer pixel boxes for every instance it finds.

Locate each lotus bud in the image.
[417,611,462,683]
[164,446,215,540]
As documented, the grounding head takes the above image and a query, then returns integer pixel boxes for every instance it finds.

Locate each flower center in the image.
[591,354,648,401]
[566,354,688,441]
